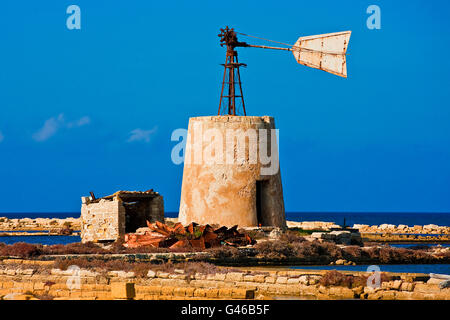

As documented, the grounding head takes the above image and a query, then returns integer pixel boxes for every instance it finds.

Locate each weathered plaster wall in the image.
[179,116,285,227]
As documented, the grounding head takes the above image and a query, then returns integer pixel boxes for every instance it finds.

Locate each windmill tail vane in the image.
[217,26,352,116]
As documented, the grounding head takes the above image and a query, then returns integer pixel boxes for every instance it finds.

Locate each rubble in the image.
[124,221,255,249]
[310,230,363,245]
[0,217,80,232]
[353,223,450,235]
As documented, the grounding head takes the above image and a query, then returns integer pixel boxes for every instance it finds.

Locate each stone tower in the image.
[178,115,286,228]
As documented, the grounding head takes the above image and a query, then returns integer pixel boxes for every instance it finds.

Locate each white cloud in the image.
[32,114,65,142]
[0,131,4,143]
[67,116,91,128]
[32,114,91,142]
[127,127,157,143]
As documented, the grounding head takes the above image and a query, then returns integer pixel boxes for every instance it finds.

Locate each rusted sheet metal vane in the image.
[124,221,255,249]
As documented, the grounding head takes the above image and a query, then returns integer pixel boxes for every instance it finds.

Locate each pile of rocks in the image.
[310,230,363,245]
[353,224,449,235]
[0,217,80,231]
[287,221,341,231]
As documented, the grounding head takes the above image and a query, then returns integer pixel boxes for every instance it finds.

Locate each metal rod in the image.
[246,44,291,51]
[235,54,246,116]
[246,44,346,55]
[218,54,228,115]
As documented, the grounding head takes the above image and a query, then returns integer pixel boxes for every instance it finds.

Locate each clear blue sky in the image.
[0,0,449,213]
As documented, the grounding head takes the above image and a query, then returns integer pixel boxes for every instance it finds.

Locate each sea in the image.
[3,211,449,226]
[291,264,450,274]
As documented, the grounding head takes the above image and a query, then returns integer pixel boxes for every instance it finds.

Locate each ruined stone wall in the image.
[179,116,285,228]
[81,198,125,243]
[149,196,164,223]
[1,261,449,300]
[81,194,164,243]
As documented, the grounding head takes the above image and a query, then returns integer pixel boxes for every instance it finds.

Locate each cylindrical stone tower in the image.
[178,115,286,228]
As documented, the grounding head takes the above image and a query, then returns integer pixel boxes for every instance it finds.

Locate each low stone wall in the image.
[354,224,450,235]
[362,233,450,243]
[0,260,449,300]
[0,217,81,232]
[287,221,340,230]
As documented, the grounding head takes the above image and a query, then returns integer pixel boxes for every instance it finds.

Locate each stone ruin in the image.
[81,190,164,243]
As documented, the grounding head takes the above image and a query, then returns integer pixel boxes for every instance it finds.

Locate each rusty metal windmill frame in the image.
[218,26,247,116]
[217,26,351,116]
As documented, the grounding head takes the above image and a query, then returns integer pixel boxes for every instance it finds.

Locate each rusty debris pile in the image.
[124,221,255,250]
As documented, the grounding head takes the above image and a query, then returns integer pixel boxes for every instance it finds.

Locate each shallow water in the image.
[388,243,450,248]
[0,235,80,245]
[291,264,450,275]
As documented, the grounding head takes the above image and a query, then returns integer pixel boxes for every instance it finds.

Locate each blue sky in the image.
[0,0,449,213]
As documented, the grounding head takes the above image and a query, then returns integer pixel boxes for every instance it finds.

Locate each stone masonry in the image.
[81,190,164,243]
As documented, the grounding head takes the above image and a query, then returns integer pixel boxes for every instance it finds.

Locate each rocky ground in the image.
[286,220,450,235]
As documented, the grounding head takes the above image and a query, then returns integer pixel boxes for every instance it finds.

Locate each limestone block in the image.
[414,283,440,293]
[265,276,276,284]
[206,288,219,298]
[194,288,207,297]
[185,287,195,297]
[225,272,244,282]
[286,278,300,285]
[231,288,255,299]
[243,275,255,282]
[156,272,170,278]
[214,273,226,281]
[400,282,415,292]
[111,282,135,300]
[218,288,233,298]
[253,275,266,283]
[173,287,187,297]
[276,276,288,284]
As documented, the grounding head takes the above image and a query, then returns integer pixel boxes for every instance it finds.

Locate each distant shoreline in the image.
[1,211,449,225]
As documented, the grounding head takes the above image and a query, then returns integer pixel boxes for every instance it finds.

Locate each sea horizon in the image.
[1,211,449,227]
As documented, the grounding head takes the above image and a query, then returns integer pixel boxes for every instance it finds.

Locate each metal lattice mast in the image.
[218,27,247,116]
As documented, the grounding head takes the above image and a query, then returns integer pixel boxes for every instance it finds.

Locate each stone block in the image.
[214,273,226,281]
[253,275,266,283]
[232,288,255,299]
[185,287,195,297]
[265,276,276,284]
[276,276,288,284]
[111,282,135,300]
[194,288,207,297]
[157,272,170,279]
[287,278,300,285]
[173,287,187,297]
[243,275,255,282]
[147,286,162,295]
[414,283,440,293]
[218,288,233,298]
[161,286,175,296]
[400,282,415,292]
[225,272,244,282]
[206,288,219,298]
